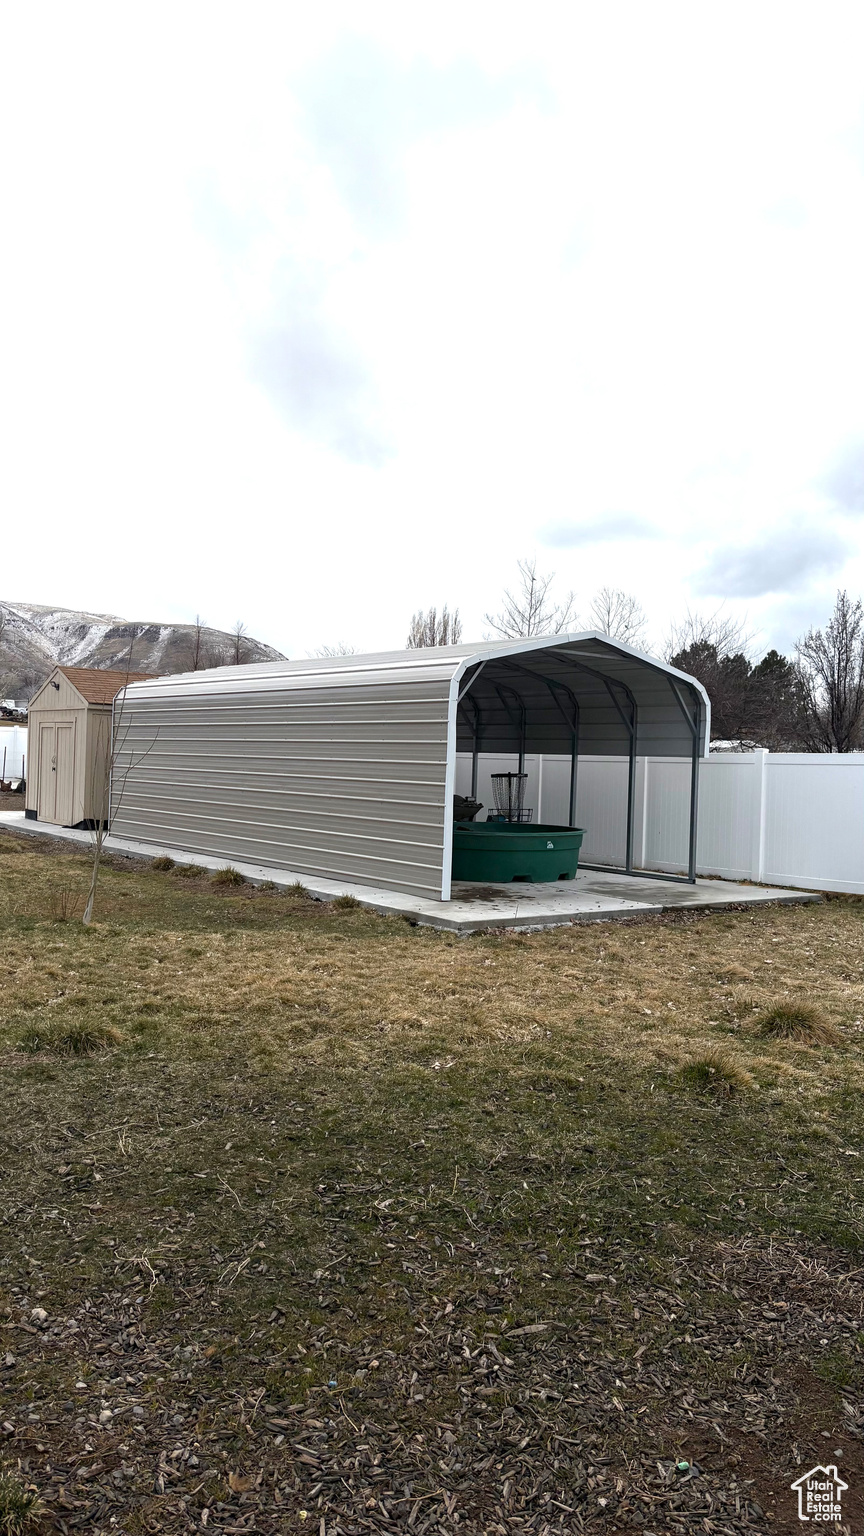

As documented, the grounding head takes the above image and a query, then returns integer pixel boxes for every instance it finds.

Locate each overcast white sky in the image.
[2,2,863,658]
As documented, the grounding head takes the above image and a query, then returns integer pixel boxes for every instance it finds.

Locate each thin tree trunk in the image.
[82,827,105,925]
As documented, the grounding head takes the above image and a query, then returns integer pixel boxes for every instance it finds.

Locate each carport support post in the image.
[540,677,579,828]
[669,677,701,884]
[600,676,636,874]
[458,688,482,802]
[457,665,488,805]
[626,719,636,874]
[687,704,700,883]
[470,698,480,801]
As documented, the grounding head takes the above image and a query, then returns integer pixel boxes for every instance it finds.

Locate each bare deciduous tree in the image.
[0,606,18,701]
[484,559,577,639]
[82,721,119,925]
[0,608,10,703]
[314,643,357,658]
[795,590,864,752]
[661,607,802,749]
[82,631,155,925]
[231,621,248,665]
[8,668,46,702]
[664,607,752,664]
[588,587,648,645]
[665,609,758,745]
[190,615,207,671]
[407,606,463,648]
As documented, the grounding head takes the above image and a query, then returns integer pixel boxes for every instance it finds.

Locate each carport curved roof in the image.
[123,633,709,759]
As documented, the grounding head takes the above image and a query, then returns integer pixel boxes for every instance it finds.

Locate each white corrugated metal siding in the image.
[111,656,458,898]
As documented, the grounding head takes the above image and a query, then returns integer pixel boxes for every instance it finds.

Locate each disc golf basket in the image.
[489,772,532,823]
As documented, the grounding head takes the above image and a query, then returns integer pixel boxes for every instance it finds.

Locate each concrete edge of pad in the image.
[0,812,824,934]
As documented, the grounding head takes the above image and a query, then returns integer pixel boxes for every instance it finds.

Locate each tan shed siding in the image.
[26,708,84,822]
[111,678,453,897]
[25,673,87,820]
[25,715,46,815]
[24,738,38,815]
[83,708,112,823]
[30,673,87,712]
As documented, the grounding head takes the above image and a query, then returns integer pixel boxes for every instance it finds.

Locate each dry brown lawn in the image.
[1,827,863,1536]
[3,832,861,1096]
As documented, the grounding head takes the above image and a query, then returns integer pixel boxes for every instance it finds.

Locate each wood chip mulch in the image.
[2,1232,862,1535]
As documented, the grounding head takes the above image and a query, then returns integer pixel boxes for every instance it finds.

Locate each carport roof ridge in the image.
[120,631,710,718]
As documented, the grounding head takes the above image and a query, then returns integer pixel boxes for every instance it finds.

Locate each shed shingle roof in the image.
[57,666,157,704]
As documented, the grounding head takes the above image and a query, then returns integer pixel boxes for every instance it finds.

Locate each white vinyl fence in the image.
[456,750,864,896]
[0,724,26,779]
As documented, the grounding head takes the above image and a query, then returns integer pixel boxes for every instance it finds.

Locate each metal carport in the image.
[111,635,710,900]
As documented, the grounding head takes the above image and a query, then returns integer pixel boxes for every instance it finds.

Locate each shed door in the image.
[36,721,75,824]
[37,724,56,821]
[54,723,75,825]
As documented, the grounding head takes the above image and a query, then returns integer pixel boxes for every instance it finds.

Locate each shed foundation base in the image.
[0,811,822,932]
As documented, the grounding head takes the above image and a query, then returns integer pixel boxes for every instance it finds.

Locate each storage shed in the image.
[111,636,710,899]
[26,665,155,828]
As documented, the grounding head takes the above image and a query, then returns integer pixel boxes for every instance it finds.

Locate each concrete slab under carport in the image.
[0,811,822,933]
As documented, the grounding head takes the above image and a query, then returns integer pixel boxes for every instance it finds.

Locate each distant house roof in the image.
[57,666,157,705]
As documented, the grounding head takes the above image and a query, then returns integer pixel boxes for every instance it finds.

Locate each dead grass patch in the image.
[46,879,86,922]
[677,1046,755,1095]
[712,961,754,983]
[211,865,246,886]
[151,855,176,871]
[726,987,763,1019]
[756,1002,841,1045]
[18,1020,124,1056]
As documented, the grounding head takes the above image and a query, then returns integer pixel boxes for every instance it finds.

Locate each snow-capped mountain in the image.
[0,600,287,698]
